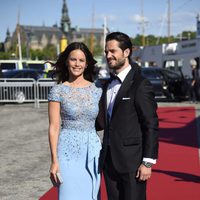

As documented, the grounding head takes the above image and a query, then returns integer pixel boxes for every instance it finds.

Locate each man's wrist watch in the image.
[142,161,153,168]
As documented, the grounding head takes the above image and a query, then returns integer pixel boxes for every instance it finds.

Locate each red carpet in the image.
[147,107,200,200]
[40,107,200,200]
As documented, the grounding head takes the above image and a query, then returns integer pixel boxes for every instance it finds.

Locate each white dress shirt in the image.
[107,65,156,164]
[107,65,132,117]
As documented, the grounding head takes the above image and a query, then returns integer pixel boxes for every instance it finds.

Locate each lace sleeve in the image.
[48,85,62,102]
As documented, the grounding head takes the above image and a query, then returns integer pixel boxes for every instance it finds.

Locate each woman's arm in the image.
[48,101,60,182]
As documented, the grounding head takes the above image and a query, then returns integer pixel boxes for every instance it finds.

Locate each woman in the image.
[48,42,102,200]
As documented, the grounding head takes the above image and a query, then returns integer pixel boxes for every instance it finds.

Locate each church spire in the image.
[6,28,10,37]
[61,0,71,33]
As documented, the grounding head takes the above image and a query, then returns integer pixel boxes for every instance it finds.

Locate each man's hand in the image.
[136,164,152,181]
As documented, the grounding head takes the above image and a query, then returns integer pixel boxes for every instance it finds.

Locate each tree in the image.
[84,35,103,57]
[28,44,57,60]
[176,31,196,40]
[131,31,196,47]
[43,44,57,60]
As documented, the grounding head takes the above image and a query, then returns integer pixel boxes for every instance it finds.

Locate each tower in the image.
[4,28,12,51]
[60,0,71,33]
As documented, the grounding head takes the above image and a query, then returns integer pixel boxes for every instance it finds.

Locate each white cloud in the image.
[130,14,149,24]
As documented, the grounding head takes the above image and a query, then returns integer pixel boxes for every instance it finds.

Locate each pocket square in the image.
[122,97,131,100]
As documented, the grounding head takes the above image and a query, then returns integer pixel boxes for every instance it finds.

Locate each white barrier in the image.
[36,78,56,108]
[0,78,55,108]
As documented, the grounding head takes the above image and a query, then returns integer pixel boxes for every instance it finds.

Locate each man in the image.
[190,59,199,102]
[98,32,159,200]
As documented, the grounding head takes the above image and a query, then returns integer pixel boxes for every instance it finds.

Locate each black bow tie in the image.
[109,73,121,83]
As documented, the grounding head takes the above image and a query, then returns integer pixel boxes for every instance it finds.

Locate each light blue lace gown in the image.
[48,82,102,200]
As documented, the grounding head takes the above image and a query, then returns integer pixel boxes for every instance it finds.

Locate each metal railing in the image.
[0,78,55,108]
[36,78,56,108]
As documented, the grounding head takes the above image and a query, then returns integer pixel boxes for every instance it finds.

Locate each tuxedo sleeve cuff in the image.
[143,158,156,164]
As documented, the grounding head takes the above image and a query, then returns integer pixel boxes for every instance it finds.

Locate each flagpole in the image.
[103,16,107,51]
[17,9,22,61]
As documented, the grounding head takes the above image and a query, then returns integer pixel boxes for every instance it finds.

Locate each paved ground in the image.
[0,103,51,200]
[0,102,199,200]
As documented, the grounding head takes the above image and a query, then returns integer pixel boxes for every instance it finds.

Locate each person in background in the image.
[98,32,159,200]
[190,59,200,102]
[48,42,102,200]
[0,64,3,78]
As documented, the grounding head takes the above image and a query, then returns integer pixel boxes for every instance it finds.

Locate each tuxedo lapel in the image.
[111,68,135,117]
[103,81,110,123]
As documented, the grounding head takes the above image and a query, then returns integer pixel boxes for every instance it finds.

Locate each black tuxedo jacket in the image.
[98,63,159,173]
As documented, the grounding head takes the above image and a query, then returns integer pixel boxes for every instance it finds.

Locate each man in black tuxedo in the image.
[98,32,159,200]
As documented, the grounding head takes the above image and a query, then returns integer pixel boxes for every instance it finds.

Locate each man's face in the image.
[105,40,127,71]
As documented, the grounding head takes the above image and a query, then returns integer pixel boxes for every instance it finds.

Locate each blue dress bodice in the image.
[48,83,102,163]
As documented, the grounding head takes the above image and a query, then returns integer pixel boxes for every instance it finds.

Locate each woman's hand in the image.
[49,161,59,186]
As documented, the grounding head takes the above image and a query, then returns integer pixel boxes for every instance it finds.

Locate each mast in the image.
[90,3,95,54]
[17,8,22,61]
[141,0,145,46]
[167,0,171,43]
[196,13,200,38]
[103,16,108,51]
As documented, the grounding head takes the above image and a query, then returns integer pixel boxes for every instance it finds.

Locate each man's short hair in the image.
[106,32,133,59]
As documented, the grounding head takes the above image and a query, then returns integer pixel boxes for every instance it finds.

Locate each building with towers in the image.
[4,0,104,56]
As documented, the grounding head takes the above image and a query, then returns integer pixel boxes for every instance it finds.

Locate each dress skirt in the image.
[57,129,101,200]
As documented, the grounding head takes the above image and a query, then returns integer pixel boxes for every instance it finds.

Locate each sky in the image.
[0,0,199,42]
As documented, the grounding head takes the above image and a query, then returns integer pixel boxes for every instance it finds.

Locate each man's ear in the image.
[124,48,130,58]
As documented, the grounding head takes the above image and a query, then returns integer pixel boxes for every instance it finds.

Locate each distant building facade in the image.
[4,0,104,53]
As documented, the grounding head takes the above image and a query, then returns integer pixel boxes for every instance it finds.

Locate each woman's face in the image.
[67,49,87,78]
